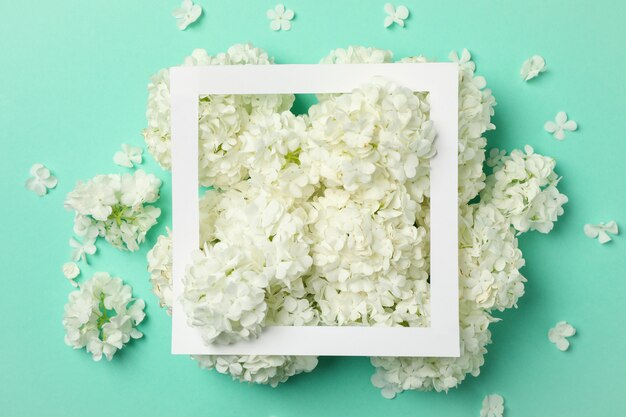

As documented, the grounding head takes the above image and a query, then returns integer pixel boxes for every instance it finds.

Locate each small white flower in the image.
[548,321,576,351]
[520,55,546,81]
[172,0,202,31]
[544,111,577,140]
[384,4,409,28]
[63,262,81,287]
[480,394,504,417]
[63,272,145,361]
[584,221,618,244]
[267,4,294,31]
[70,237,96,263]
[486,148,506,168]
[113,144,143,168]
[25,163,57,196]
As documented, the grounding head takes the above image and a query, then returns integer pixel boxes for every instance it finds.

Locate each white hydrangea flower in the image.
[141,44,294,189]
[267,4,294,32]
[172,0,202,31]
[69,236,96,263]
[486,148,506,168]
[193,355,317,387]
[25,163,57,196]
[480,394,505,417]
[183,242,270,345]
[370,303,493,397]
[548,321,576,351]
[65,170,162,251]
[383,4,409,28]
[63,272,145,361]
[320,46,393,64]
[113,144,143,168]
[584,221,618,244]
[147,229,174,314]
[544,111,577,140]
[62,262,80,287]
[482,145,568,234]
[520,55,546,81]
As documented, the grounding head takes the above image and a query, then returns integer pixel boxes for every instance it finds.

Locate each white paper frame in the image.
[170,63,459,357]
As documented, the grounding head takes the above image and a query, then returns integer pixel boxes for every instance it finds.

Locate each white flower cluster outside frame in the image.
[169,63,460,357]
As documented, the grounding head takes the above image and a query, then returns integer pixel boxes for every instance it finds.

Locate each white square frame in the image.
[170,63,459,357]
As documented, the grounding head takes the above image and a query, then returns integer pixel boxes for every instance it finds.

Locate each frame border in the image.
[170,63,459,357]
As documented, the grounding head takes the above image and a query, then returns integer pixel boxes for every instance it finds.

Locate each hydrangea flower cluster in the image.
[63,272,145,361]
[143,45,567,395]
[65,170,162,252]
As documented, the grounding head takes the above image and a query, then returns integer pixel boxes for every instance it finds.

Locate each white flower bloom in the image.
[383,4,409,28]
[480,394,505,417]
[584,221,618,244]
[147,230,173,314]
[520,55,546,81]
[25,163,57,196]
[172,0,202,31]
[548,321,576,351]
[63,272,145,361]
[267,4,294,31]
[62,262,80,287]
[113,144,143,168]
[193,355,317,387]
[320,46,393,64]
[65,170,161,251]
[544,111,577,140]
[183,242,269,345]
[486,148,506,168]
[482,145,568,234]
[69,237,96,263]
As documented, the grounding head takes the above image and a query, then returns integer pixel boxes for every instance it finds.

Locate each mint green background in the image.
[1,1,624,416]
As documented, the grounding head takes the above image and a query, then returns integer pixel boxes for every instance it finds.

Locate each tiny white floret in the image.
[172,0,202,31]
[384,4,409,28]
[548,321,576,351]
[62,262,80,286]
[544,111,577,140]
[480,394,504,417]
[25,163,57,196]
[520,55,546,81]
[70,237,97,263]
[113,144,143,168]
[584,221,618,244]
[267,4,294,31]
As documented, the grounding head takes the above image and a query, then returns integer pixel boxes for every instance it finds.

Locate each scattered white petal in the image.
[544,111,577,140]
[584,221,618,244]
[62,262,80,286]
[172,0,202,31]
[520,55,546,81]
[548,321,576,351]
[384,3,409,28]
[25,163,57,196]
[70,237,97,263]
[113,144,143,168]
[267,4,294,31]
[486,148,507,168]
[480,394,504,417]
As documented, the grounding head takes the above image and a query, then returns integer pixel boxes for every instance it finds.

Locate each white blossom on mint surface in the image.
[544,111,577,140]
[267,4,294,31]
[147,230,173,314]
[69,237,96,263]
[584,221,618,244]
[480,394,505,417]
[62,262,80,287]
[172,0,202,30]
[482,145,568,234]
[548,321,576,351]
[193,355,318,387]
[25,163,57,196]
[320,46,393,64]
[183,242,269,345]
[63,272,145,361]
[141,44,294,188]
[383,4,409,28]
[520,55,546,81]
[113,144,143,168]
[64,170,161,251]
[459,204,526,312]
[370,302,493,397]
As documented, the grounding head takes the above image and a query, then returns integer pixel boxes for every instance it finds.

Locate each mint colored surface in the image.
[1,1,624,416]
